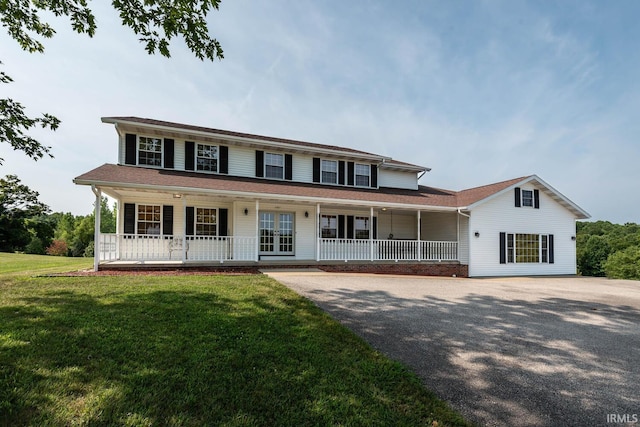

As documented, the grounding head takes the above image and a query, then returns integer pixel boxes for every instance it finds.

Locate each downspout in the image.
[91,185,101,272]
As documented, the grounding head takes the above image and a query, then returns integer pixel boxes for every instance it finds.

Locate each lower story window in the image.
[355,216,370,239]
[321,215,337,238]
[505,233,551,263]
[137,205,161,235]
[196,208,217,236]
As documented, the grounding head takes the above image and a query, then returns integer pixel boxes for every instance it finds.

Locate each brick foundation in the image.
[98,262,468,278]
[317,262,468,277]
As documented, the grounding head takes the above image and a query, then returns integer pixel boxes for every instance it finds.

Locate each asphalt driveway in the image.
[264,271,640,427]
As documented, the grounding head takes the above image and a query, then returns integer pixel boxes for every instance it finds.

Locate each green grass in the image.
[0,254,470,426]
[0,253,92,277]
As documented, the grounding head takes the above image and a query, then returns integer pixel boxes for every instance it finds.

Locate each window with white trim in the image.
[137,205,161,235]
[138,137,162,166]
[265,153,285,179]
[522,190,534,207]
[506,233,550,263]
[355,216,370,239]
[196,208,217,236]
[321,160,338,184]
[355,164,370,187]
[196,144,218,172]
[321,215,337,238]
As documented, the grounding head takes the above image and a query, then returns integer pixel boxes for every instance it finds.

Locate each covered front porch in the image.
[89,186,469,272]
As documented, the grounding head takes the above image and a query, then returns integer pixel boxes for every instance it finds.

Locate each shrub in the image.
[46,240,69,256]
[25,237,45,255]
[83,241,94,257]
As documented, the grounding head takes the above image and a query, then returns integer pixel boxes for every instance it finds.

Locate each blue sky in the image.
[1,0,639,223]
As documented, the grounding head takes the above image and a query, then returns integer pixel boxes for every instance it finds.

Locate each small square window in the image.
[138,137,162,166]
[196,144,218,172]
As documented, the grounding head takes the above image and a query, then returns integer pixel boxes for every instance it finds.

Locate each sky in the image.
[1,0,639,223]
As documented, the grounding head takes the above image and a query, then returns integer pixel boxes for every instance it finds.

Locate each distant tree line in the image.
[577,221,640,280]
[0,175,115,256]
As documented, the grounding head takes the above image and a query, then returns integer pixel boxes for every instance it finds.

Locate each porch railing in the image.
[98,234,257,262]
[318,239,458,262]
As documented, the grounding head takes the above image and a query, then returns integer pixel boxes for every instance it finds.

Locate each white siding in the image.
[228,145,257,178]
[118,133,125,165]
[379,169,418,190]
[421,212,457,241]
[468,185,577,277]
[174,140,185,171]
[458,214,470,265]
[378,211,417,240]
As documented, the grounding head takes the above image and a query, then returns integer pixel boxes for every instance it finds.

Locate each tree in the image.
[1,0,223,164]
[0,174,50,252]
[604,246,640,280]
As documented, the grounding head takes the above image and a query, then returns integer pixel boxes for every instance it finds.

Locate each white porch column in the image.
[370,207,374,261]
[417,210,422,261]
[91,185,101,272]
[255,200,260,262]
[316,203,320,261]
[182,196,187,262]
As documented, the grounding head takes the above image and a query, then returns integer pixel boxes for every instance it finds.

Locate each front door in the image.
[259,212,294,255]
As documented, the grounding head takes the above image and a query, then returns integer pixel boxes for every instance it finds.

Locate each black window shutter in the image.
[185,141,195,171]
[371,165,378,188]
[499,232,506,264]
[219,146,229,174]
[515,187,521,207]
[285,154,293,180]
[338,215,345,239]
[549,234,554,264]
[313,158,321,183]
[163,205,173,235]
[255,151,264,177]
[534,189,540,209]
[338,161,345,185]
[218,208,228,236]
[125,134,137,165]
[347,162,355,186]
[186,207,195,236]
[163,139,174,169]
[124,203,135,234]
[372,217,377,239]
[347,216,354,239]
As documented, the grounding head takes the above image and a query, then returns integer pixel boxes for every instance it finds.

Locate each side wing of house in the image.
[466,177,589,277]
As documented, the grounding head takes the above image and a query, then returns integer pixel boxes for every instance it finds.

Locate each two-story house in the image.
[74,117,590,276]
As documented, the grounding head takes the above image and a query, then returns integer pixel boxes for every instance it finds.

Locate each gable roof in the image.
[461,175,590,219]
[101,116,430,172]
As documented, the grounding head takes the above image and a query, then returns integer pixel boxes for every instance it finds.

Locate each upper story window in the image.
[138,137,162,167]
[196,208,217,236]
[137,204,161,235]
[321,160,338,184]
[197,144,218,173]
[265,153,285,179]
[515,187,539,209]
[355,164,370,187]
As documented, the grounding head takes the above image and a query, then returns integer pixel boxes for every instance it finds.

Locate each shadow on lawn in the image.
[0,282,467,426]
[302,287,640,427]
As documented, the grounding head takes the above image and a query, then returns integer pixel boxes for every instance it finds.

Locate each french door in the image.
[259,212,294,255]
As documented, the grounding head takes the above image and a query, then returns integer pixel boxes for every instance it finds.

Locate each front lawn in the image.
[0,254,469,426]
